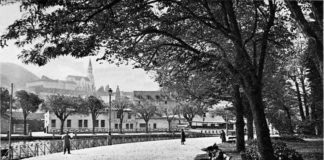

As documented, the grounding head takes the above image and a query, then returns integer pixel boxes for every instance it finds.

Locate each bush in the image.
[243,141,303,160]
[296,120,315,135]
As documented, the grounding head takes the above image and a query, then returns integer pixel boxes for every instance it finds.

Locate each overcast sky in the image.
[0,3,160,92]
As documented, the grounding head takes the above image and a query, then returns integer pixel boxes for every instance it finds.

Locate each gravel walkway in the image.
[25,137,221,160]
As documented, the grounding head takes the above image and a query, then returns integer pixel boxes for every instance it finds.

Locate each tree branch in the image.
[257,0,276,83]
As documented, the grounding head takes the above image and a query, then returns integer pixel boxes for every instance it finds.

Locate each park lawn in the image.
[217,139,323,160]
[282,140,323,160]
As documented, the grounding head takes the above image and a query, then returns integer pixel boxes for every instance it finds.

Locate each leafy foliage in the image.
[45,94,82,134]
[177,100,206,127]
[0,87,11,115]
[112,97,133,133]
[0,1,302,159]
[131,100,157,133]
[244,141,303,160]
[156,97,179,132]
[15,90,43,135]
[83,95,105,134]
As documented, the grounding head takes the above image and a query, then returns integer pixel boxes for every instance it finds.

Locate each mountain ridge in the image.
[0,62,39,90]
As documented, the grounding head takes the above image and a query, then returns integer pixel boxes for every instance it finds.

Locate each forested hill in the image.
[0,62,39,90]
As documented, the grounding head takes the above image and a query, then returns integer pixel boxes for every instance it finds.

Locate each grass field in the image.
[216,138,323,160]
[284,139,323,160]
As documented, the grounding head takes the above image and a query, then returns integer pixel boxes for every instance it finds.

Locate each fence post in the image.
[35,144,38,156]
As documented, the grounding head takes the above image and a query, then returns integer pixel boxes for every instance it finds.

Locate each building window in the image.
[117,111,122,119]
[51,120,56,128]
[126,124,129,129]
[101,120,105,127]
[95,120,99,127]
[84,120,88,128]
[153,123,157,129]
[130,124,134,129]
[67,119,71,128]
[115,124,119,129]
[139,123,146,128]
[78,120,82,128]
[128,113,131,119]
[211,124,215,127]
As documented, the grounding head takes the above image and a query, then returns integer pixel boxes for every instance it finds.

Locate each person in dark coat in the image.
[220,130,226,143]
[62,131,72,154]
[181,129,186,145]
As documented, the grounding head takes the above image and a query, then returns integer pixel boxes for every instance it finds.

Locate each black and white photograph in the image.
[0,0,323,160]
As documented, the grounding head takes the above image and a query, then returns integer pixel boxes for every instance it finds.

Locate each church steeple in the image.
[116,85,121,101]
[87,59,95,92]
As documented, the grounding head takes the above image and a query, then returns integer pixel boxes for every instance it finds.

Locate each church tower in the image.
[115,85,121,101]
[88,59,95,92]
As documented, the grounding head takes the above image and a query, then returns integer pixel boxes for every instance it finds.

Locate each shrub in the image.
[243,141,303,160]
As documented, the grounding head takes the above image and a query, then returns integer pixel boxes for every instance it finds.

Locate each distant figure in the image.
[62,131,72,154]
[181,129,186,145]
[220,130,226,143]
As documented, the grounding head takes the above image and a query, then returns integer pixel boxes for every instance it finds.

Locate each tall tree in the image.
[303,50,323,135]
[284,0,323,79]
[157,102,180,132]
[45,95,81,134]
[84,96,105,134]
[0,87,11,115]
[132,100,157,133]
[179,101,205,128]
[299,67,309,120]
[113,97,132,133]
[232,84,245,152]
[1,1,294,159]
[15,90,43,135]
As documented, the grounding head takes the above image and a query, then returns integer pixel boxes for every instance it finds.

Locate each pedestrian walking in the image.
[220,130,226,143]
[62,131,72,154]
[181,129,186,145]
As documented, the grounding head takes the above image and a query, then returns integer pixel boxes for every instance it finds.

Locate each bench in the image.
[227,136,236,143]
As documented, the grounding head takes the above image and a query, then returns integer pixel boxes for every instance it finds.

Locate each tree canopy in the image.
[0,87,11,115]
[15,90,43,135]
[45,94,82,134]
[1,1,321,159]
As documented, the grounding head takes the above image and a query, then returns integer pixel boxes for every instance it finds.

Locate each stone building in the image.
[26,59,96,98]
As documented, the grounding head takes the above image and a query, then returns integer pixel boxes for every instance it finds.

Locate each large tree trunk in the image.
[293,77,306,121]
[243,95,254,140]
[300,75,309,119]
[119,117,123,133]
[168,120,172,132]
[233,85,245,152]
[283,105,294,134]
[91,113,96,134]
[245,85,276,160]
[247,114,254,140]
[145,120,149,133]
[23,114,28,135]
[187,120,192,128]
[60,119,65,134]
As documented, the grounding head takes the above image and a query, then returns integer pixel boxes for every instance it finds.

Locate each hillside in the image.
[0,62,39,90]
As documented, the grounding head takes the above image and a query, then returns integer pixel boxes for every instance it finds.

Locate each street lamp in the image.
[108,88,113,145]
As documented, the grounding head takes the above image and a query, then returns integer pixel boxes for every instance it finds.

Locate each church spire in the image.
[116,85,121,101]
[87,59,95,92]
